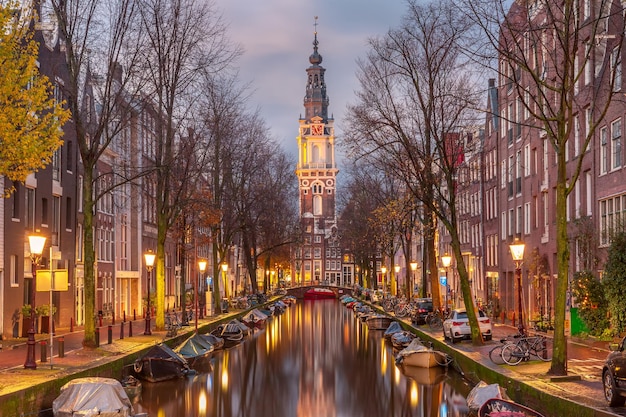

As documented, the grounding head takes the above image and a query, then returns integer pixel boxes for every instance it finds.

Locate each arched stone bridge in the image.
[285,285,354,299]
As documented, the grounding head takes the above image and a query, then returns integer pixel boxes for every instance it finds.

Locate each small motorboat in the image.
[241,308,269,329]
[211,321,245,348]
[366,314,395,330]
[133,343,191,383]
[53,377,147,417]
[396,339,450,368]
[304,287,336,300]
[383,321,403,340]
[200,333,225,350]
[400,364,447,386]
[175,333,215,368]
[391,331,416,350]
[478,398,545,417]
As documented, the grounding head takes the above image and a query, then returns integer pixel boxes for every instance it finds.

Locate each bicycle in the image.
[501,335,552,365]
[165,310,182,337]
[488,333,524,365]
[426,310,445,330]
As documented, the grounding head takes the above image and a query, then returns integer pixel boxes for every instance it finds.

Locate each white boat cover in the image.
[53,377,135,417]
[242,309,268,323]
[466,380,510,412]
[397,338,430,357]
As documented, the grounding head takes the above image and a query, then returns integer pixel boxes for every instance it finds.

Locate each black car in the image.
[602,336,626,406]
[410,298,433,325]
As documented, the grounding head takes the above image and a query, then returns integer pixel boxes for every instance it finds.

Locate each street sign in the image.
[439,275,447,286]
[36,269,69,291]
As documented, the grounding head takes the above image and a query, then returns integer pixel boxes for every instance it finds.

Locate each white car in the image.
[443,308,492,343]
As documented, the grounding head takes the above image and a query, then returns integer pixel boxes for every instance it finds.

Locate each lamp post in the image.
[380,266,387,296]
[144,250,155,335]
[510,239,526,335]
[24,233,46,369]
[441,254,452,313]
[197,260,207,332]
[222,263,228,309]
[410,262,418,300]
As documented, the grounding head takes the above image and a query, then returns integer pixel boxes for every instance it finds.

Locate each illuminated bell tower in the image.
[295,18,340,286]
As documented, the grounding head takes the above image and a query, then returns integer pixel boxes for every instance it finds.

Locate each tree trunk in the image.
[82,167,97,347]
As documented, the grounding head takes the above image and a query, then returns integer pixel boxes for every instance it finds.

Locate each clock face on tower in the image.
[311,124,323,136]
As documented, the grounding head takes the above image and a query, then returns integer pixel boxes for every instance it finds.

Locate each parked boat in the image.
[133,344,191,383]
[120,375,142,399]
[391,331,416,350]
[478,398,545,417]
[175,333,215,368]
[53,377,148,417]
[383,321,403,340]
[304,287,336,300]
[396,339,450,368]
[366,314,395,330]
[211,321,245,348]
[241,308,269,329]
[200,333,224,350]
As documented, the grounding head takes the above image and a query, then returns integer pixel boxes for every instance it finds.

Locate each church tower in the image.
[294,19,341,286]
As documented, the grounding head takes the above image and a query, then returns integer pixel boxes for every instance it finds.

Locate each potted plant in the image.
[36,304,57,334]
[21,304,32,337]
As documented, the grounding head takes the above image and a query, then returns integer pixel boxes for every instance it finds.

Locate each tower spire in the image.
[304,16,328,122]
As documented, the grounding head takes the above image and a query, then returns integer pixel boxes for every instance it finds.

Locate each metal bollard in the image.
[120,321,125,339]
[123,311,126,322]
[112,313,115,326]
[133,309,136,321]
[108,325,113,345]
[58,337,65,358]
[40,341,47,362]
[129,320,133,337]
[70,317,74,332]
[95,327,100,347]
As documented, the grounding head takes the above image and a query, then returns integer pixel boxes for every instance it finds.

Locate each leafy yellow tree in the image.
[0,2,69,184]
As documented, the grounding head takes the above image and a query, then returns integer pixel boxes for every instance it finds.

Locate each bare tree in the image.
[342,0,485,344]
[467,0,625,374]
[137,0,240,326]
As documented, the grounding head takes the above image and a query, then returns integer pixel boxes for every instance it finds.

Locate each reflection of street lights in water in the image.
[410,262,418,299]
[24,233,46,369]
[510,239,526,335]
[441,254,452,311]
[144,250,156,336]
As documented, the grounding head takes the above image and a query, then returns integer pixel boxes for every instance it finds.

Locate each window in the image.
[66,141,73,173]
[601,127,608,174]
[613,46,622,92]
[11,184,20,220]
[65,197,72,230]
[26,188,35,228]
[600,194,626,245]
[586,171,592,216]
[524,145,530,176]
[10,255,18,286]
[574,116,580,156]
[612,119,622,170]
[524,202,531,235]
[52,148,60,181]
[313,195,322,215]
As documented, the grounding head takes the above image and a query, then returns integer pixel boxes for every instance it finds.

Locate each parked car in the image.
[410,298,433,325]
[602,336,626,406]
[442,308,492,343]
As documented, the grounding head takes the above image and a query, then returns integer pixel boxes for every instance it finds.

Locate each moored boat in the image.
[121,375,142,399]
[396,339,450,368]
[383,321,403,340]
[391,330,416,350]
[241,308,269,329]
[366,314,395,330]
[478,398,545,417]
[211,321,245,348]
[200,333,224,350]
[133,344,191,383]
[400,364,446,386]
[175,333,215,368]
[53,377,147,417]
[304,287,336,300]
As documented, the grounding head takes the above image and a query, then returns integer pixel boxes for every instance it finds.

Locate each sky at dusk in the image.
[216,0,409,164]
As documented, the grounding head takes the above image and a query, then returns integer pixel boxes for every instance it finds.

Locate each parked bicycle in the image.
[165,310,182,337]
[488,332,524,365]
[501,335,552,365]
[426,309,447,330]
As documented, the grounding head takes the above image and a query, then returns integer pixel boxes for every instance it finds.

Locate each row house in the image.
[448,0,625,331]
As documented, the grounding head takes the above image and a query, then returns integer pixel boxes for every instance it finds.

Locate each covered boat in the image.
[200,333,224,350]
[175,333,215,368]
[478,398,545,417]
[366,314,395,330]
[241,308,269,328]
[383,321,403,340]
[304,287,336,300]
[53,377,147,417]
[391,331,416,350]
[400,364,446,386]
[396,339,450,368]
[133,343,191,383]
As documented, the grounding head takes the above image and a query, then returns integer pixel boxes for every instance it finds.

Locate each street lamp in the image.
[24,233,46,369]
[380,266,387,296]
[510,239,526,335]
[394,265,400,297]
[197,260,207,331]
[144,250,156,335]
[410,261,418,299]
[441,254,452,312]
[222,263,228,310]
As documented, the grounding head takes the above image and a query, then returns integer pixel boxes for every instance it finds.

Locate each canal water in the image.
[134,299,473,417]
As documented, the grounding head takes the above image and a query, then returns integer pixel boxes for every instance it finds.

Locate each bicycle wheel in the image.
[429,316,443,330]
[501,343,524,365]
[488,345,506,365]
[532,339,552,361]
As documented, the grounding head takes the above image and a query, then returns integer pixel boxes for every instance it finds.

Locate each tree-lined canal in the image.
[134,299,471,416]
